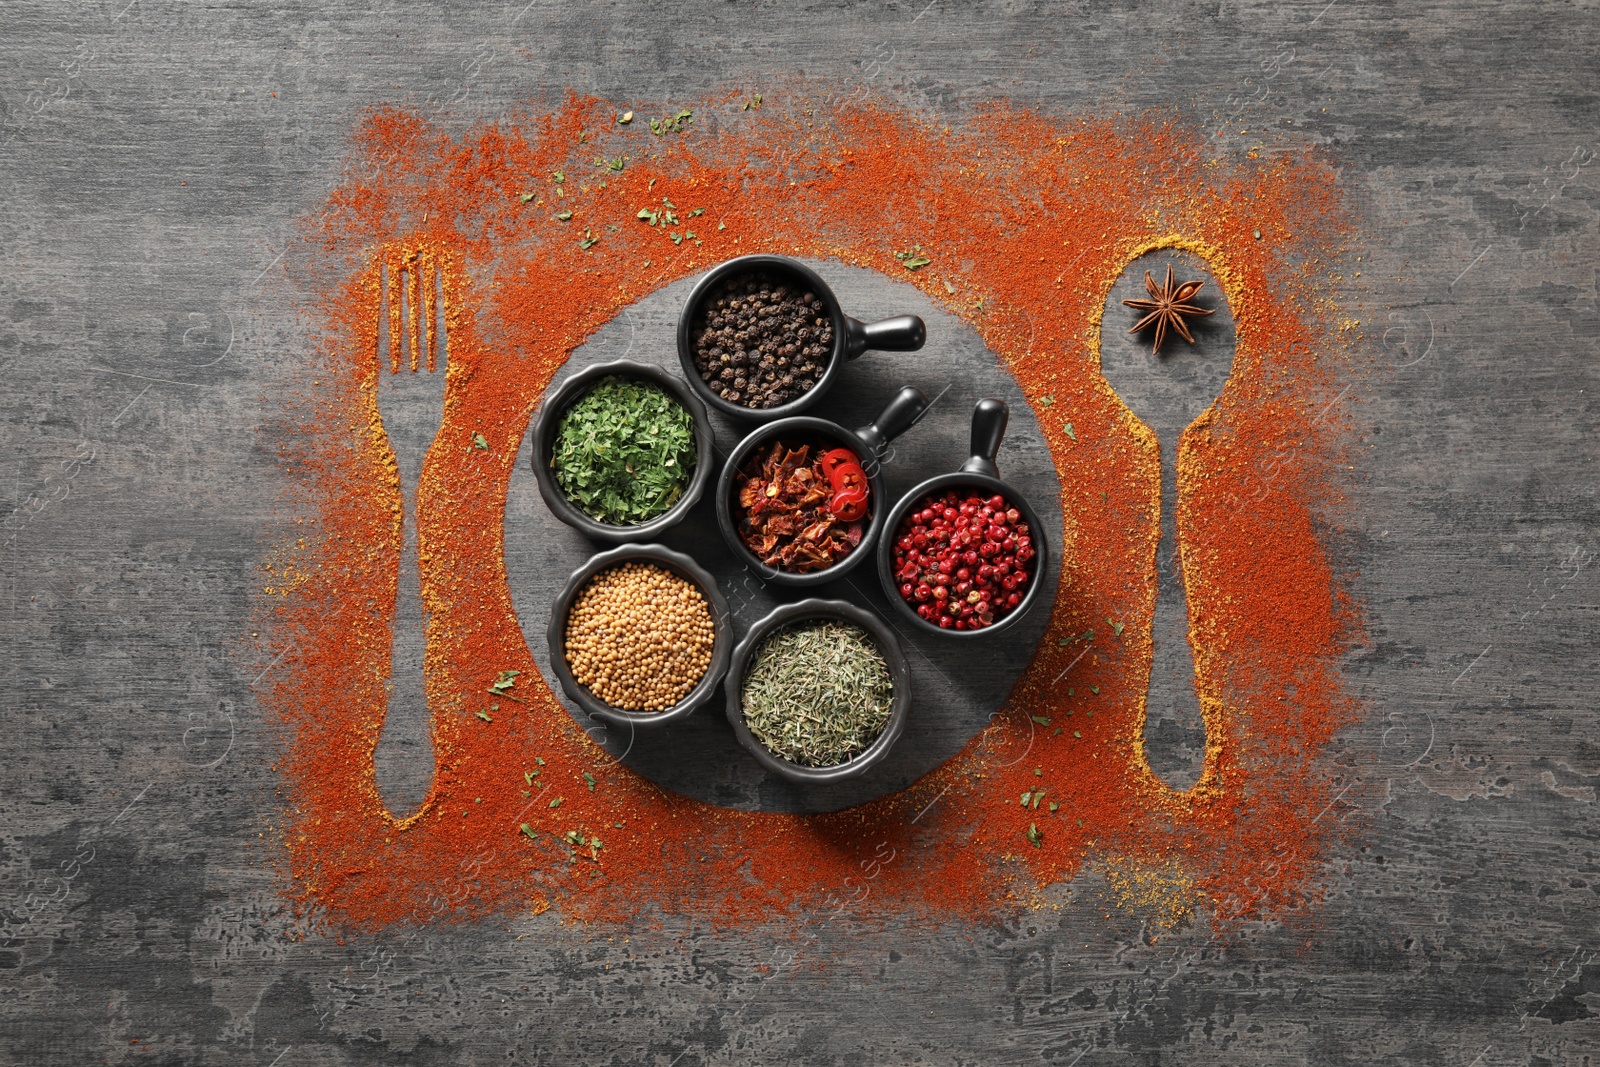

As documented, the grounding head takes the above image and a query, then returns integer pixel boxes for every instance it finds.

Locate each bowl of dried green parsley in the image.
[724,599,911,784]
[531,359,715,543]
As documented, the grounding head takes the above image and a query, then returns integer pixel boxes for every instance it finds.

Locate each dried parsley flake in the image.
[552,375,696,526]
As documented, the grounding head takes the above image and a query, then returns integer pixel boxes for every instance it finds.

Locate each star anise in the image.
[1122,264,1215,355]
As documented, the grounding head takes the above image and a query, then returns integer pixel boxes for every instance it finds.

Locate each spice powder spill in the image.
[259,88,1362,933]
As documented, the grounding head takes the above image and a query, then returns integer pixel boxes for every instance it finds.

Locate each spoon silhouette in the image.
[1099,252,1235,791]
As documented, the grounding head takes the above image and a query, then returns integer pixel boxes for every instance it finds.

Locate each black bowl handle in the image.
[854,386,929,460]
[959,398,1008,479]
[843,315,927,360]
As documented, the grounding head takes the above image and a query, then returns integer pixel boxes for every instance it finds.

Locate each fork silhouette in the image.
[373,247,446,816]
[1100,251,1235,793]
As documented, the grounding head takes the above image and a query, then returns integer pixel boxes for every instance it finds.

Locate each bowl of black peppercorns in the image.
[677,255,927,422]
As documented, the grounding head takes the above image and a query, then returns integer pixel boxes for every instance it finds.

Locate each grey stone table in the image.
[2,2,1597,1064]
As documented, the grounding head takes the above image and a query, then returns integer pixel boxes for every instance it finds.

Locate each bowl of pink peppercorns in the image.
[875,398,1048,637]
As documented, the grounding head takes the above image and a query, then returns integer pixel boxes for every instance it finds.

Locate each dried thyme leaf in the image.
[740,621,893,768]
[583,771,596,791]
[1038,395,1055,407]
[475,709,492,722]
[1109,619,1124,636]
[1031,715,1051,726]
[520,823,538,839]
[518,192,536,204]
[549,796,563,809]
[556,210,573,222]
[551,375,697,525]
[1026,823,1042,847]
[472,432,490,450]
[1064,422,1076,441]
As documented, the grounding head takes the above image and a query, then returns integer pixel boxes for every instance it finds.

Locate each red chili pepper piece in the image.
[818,448,861,480]
[829,486,868,521]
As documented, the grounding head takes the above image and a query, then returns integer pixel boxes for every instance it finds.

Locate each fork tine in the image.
[407,253,422,373]
[422,251,438,373]
[386,254,404,373]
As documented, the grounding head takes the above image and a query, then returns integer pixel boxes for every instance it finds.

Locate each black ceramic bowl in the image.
[875,399,1051,639]
[677,254,927,423]
[546,543,733,729]
[724,599,912,784]
[716,386,928,588]
[530,359,715,544]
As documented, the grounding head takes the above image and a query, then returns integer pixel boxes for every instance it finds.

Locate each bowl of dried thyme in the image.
[531,359,715,543]
[724,599,911,783]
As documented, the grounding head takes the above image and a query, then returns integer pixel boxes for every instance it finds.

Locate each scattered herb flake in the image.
[1039,395,1055,407]
[518,192,536,204]
[717,220,725,231]
[1026,823,1043,847]
[475,709,492,722]
[524,771,535,785]
[556,210,573,222]
[579,228,599,250]
[619,110,633,124]
[690,207,705,216]
[491,670,520,693]
[552,171,564,184]
[1109,619,1124,636]
[1031,715,1051,726]
[520,823,538,840]
[548,796,563,809]
[1049,801,1060,812]
[472,432,490,451]
[1090,685,1100,695]
[535,757,545,765]
[893,245,932,270]
[607,156,625,172]
[1073,730,1082,739]
[1064,422,1076,440]
[583,771,596,791]
[1034,767,1043,777]
[1054,727,1062,735]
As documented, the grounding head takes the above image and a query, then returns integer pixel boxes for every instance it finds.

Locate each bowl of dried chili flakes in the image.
[715,385,928,587]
